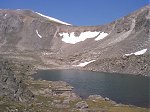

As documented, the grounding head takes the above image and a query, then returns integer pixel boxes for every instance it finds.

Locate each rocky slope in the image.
[0,5,149,75]
[83,54,150,76]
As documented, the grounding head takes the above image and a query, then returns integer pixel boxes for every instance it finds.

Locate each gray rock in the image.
[104,97,110,101]
[88,95,103,100]
[0,58,34,102]
[60,91,81,101]
[75,101,88,109]
[63,99,70,104]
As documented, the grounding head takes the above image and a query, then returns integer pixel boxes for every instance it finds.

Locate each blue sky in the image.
[0,0,148,26]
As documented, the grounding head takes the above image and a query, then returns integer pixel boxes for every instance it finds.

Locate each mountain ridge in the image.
[0,5,149,76]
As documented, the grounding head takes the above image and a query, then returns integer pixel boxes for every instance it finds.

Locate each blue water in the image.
[33,70,150,107]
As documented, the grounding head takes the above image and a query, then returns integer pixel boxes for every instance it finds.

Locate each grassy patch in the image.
[108,106,149,112]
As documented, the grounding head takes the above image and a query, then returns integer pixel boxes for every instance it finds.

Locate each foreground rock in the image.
[75,101,88,109]
[0,57,34,103]
[88,95,103,100]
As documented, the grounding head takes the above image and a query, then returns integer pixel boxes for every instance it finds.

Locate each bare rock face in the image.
[3,14,23,33]
[0,57,34,102]
[0,5,149,75]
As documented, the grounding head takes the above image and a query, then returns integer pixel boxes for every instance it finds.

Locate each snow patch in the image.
[36,30,42,38]
[125,49,147,56]
[59,31,108,44]
[76,60,96,67]
[95,32,108,41]
[59,31,99,44]
[36,12,71,25]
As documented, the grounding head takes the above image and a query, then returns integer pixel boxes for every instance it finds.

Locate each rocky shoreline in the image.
[0,57,149,112]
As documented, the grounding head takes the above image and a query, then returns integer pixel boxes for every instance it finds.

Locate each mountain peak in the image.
[0,6,149,75]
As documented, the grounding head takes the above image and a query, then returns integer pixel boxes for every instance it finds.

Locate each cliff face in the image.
[0,5,149,75]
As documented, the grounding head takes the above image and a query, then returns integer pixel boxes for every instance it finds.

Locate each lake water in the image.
[33,70,149,107]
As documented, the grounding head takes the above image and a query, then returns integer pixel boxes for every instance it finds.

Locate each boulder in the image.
[75,101,88,109]
[88,95,103,100]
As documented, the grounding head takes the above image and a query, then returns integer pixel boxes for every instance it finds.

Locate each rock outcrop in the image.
[0,57,34,102]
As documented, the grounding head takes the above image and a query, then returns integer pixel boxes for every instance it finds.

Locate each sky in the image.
[0,0,148,26]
